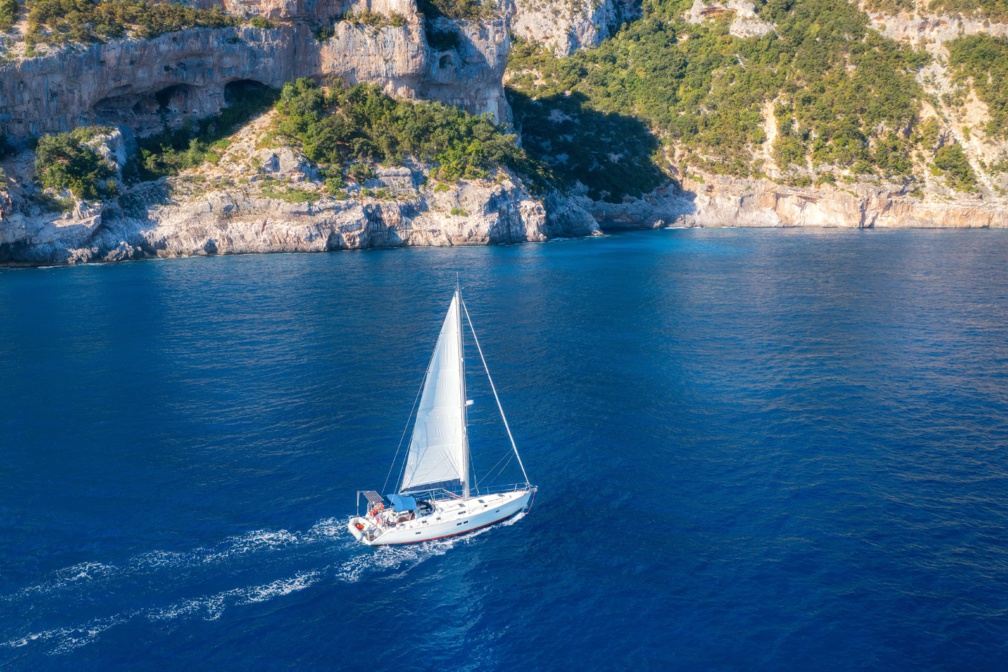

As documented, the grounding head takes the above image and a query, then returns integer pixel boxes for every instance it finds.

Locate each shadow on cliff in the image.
[506,89,673,201]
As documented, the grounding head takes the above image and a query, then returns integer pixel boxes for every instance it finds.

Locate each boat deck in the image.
[350,489,533,545]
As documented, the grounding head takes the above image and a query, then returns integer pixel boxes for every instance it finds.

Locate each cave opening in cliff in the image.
[153,84,199,114]
[218,80,280,133]
[223,80,276,108]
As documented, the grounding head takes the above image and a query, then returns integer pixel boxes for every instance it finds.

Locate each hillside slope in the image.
[506,0,1008,227]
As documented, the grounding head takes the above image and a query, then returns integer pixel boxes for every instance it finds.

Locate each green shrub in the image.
[931,1,1008,21]
[324,175,345,193]
[261,182,317,203]
[934,143,978,191]
[948,35,1008,140]
[26,0,236,47]
[248,16,274,30]
[0,0,18,31]
[273,78,543,186]
[337,10,407,28]
[347,161,375,182]
[35,127,118,200]
[449,207,468,216]
[507,0,929,192]
[313,24,334,41]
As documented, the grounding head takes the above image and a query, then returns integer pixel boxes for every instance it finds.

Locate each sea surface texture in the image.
[2,229,1007,670]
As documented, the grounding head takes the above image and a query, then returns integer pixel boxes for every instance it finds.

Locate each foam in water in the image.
[4,521,347,603]
[2,513,524,657]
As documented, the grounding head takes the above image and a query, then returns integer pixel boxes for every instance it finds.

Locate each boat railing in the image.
[390,483,532,503]
[470,483,533,497]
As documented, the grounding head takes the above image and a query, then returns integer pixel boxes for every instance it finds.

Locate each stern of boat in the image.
[348,516,382,545]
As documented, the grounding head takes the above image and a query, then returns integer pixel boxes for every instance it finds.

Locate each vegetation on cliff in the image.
[34,127,118,200]
[417,0,495,21]
[271,78,543,184]
[29,79,547,204]
[507,0,932,198]
[0,0,18,32]
[134,81,278,179]
[25,0,236,48]
[948,34,1008,140]
[933,142,978,191]
[931,0,1008,20]
[864,1,1008,20]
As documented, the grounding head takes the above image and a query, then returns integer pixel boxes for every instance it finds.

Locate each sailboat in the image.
[348,286,536,546]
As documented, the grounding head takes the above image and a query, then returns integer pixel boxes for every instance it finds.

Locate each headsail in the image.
[400,293,469,494]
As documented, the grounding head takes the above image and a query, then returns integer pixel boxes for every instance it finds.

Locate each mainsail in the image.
[400,293,469,494]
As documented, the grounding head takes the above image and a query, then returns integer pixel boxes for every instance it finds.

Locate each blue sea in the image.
[2,229,1008,670]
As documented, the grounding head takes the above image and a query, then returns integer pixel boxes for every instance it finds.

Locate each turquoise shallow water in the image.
[1,229,1008,670]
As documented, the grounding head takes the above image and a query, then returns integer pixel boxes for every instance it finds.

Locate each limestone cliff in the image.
[0,111,598,265]
[0,1,511,139]
[557,176,1007,231]
[5,0,1008,268]
[504,0,638,56]
[678,176,1007,229]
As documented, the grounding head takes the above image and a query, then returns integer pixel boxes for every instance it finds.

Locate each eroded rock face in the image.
[0,5,511,140]
[422,17,512,123]
[0,180,551,264]
[685,0,773,38]
[675,176,1008,229]
[0,26,311,138]
[505,0,638,57]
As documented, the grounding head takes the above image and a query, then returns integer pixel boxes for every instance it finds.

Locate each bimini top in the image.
[386,493,417,512]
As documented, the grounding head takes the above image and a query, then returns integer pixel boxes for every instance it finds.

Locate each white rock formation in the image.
[504,0,638,56]
[685,0,774,39]
[0,3,513,139]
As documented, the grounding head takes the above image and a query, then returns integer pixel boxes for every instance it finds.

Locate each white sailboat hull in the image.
[348,489,534,546]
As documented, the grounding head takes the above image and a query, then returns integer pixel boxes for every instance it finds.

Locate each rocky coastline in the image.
[2,0,1008,266]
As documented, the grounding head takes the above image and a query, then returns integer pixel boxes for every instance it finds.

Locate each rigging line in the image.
[461,297,531,487]
[474,447,513,490]
[383,367,428,494]
[488,454,515,485]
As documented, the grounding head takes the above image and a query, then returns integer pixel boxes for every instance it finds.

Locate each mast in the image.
[458,283,471,500]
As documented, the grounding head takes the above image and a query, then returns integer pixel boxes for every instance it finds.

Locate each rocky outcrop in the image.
[0,111,586,265]
[0,176,555,264]
[505,0,638,57]
[860,3,1008,45]
[1,183,548,265]
[0,4,512,139]
[421,17,513,124]
[685,0,774,38]
[585,175,1008,230]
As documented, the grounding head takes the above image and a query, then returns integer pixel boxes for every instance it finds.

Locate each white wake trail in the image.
[2,513,517,657]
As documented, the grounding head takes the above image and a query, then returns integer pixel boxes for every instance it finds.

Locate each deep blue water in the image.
[2,229,1008,670]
